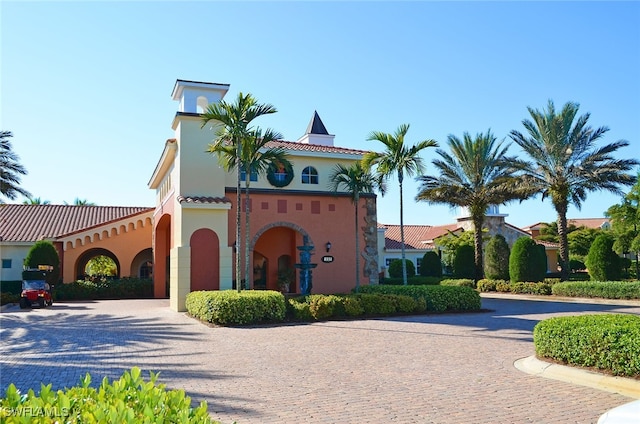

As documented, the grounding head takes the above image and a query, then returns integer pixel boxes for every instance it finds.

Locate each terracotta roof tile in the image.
[0,204,153,242]
[177,195,231,204]
[266,140,368,155]
[382,223,461,250]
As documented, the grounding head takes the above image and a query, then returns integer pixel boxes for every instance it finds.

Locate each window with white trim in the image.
[301,166,318,184]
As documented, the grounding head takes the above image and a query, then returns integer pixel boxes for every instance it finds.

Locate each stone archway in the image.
[251,222,314,293]
[190,228,220,291]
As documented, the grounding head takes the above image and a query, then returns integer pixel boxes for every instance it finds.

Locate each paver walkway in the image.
[1,296,639,423]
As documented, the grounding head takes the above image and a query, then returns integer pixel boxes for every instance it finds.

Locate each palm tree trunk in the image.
[235,148,242,292]
[555,202,570,281]
[354,193,361,292]
[472,214,484,282]
[244,173,251,290]
[399,173,407,285]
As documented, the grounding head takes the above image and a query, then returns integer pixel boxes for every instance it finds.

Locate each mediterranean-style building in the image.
[1,79,568,312]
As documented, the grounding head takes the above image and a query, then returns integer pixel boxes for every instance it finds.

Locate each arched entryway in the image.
[251,222,313,293]
[131,248,153,279]
[75,248,121,280]
[154,214,171,298]
[190,228,220,291]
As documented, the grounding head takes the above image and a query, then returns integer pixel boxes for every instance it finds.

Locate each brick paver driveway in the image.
[2,296,639,424]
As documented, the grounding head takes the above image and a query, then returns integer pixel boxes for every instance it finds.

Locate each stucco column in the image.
[170,246,191,312]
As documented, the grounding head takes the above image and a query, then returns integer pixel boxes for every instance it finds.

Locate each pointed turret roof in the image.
[305,111,329,135]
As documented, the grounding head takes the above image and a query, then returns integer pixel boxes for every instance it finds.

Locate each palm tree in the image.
[23,197,51,205]
[416,130,530,281]
[201,93,277,291]
[328,162,385,292]
[510,100,639,279]
[0,131,31,201]
[363,124,437,285]
[208,127,291,288]
[65,198,96,206]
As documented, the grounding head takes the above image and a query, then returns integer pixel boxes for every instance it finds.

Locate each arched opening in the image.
[75,248,121,281]
[253,225,302,292]
[154,214,171,298]
[190,228,220,291]
[131,248,153,279]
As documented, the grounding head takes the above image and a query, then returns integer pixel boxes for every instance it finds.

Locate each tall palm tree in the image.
[328,162,385,292]
[510,100,639,279]
[0,131,31,201]
[363,124,437,285]
[416,130,530,281]
[23,197,50,205]
[208,127,291,288]
[201,93,277,291]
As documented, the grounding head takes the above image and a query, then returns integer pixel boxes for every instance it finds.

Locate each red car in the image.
[19,280,53,309]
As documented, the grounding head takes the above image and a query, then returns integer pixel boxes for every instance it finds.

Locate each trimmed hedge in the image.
[54,278,153,300]
[0,281,22,296]
[388,259,416,279]
[440,278,475,288]
[0,367,215,423]
[380,276,441,286]
[186,290,286,325]
[477,279,552,295]
[533,314,640,378]
[552,281,640,300]
[358,284,481,312]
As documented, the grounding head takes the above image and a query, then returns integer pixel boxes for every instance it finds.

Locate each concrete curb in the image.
[515,355,640,399]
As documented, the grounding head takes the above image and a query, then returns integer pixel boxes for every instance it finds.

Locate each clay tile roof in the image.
[0,204,153,242]
[536,240,560,248]
[264,140,368,155]
[177,195,231,204]
[382,223,461,250]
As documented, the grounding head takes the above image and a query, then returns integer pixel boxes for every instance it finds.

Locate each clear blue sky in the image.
[2,1,639,229]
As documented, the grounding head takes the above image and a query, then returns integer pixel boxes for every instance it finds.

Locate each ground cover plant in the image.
[0,367,216,423]
[533,314,640,378]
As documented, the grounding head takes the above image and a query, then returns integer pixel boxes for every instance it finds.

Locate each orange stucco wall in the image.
[60,218,153,283]
[228,190,374,294]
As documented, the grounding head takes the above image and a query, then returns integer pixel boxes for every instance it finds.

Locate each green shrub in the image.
[453,244,475,279]
[0,281,22,296]
[380,276,440,285]
[586,234,621,281]
[509,237,546,283]
[24,241,61,285]
[495,280,511,292]
[552,281,640,299]
[440,278,475,288]
[510,282,553,295]
[0,367,215,423]
[186,290,286,325]
[484,234,510,280]
[358,284,481,313]
[1,292,18,306]
[286,297,314,321]
[388,259,416,279]
[569,258,586,272]
[420,251,442,277]
[342,296,365,316]
[54,278,153,300]
[308,294,345,320]
[476,279,497,292]
[534,314,640,378]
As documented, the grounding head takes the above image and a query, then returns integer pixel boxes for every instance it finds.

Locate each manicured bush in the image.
[54,278,153,300]
[0,367,215,423]
[358,284,481,312]
[453,244,475,279]
[388,259,416,279]
[552,281,640,300]
[510,282,553,295]
[534,314,640,378]
[476,279,498,292]
[484,234,510,280]
[440,278,475,288]
[1,292,18,306]
[420,251,442,277]
[509,237,546,283]
[24,240,60,285]
[186,290,286,325]
[569,258,586,272]
[495,280,511,292]
[308,294,345,320]
[586,234,621,281]
[0,281,22,296]
[380,276,440,285]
